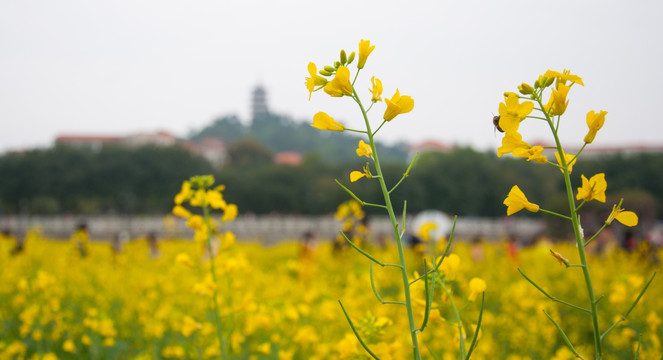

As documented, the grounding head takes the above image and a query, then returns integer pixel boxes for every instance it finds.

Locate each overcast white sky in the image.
[1,0,662,154]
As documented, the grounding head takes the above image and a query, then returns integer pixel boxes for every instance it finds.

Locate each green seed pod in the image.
[340,50,347,65]
[347,51,355,64]
[518,83,534,95]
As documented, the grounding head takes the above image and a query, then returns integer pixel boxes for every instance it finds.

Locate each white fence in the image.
[0,214,545,245]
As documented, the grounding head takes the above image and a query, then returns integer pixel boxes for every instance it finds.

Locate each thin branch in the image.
[519,269,590,313]
[389,152,419,194]
[601,272,656,341]
[339,300,382,360]
[543,310,584,360]
[370,263,406,306]
[464,292,485,360]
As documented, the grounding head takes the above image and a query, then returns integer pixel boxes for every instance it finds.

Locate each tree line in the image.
[0,144,660,225]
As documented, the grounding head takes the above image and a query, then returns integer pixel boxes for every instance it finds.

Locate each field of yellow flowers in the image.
[1,230,661,360]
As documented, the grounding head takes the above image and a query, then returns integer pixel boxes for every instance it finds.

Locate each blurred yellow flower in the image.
[186,215,204,230]
[355,140,373,158]
[383,89,414,121]
[584,110,607,144]
[504,185,539,215]
[468,277,487,302]
[175,253,195,268]
[417,222,438,242]
[357,39,375,69]
[174,181,191,205]
[311,112,345,132]
[497,93,533,133]
[305,62,328,100]
[206,189,227,210]
[190,189,205,207]
[369,76,383,102]
[554,151,577,174]
[172,205,191,218]
[441,254,460,280]
[257,342,272,354]
[222,203,238,222]
[180,316,201,337]
[62,339,76,353]
[324,66,353,97]
[576,173,607,202]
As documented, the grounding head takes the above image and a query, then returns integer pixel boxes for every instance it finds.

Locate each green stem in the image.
[518,268,590,314]
[584,221,609,247]
[441,282,466,359]
[202,204,229,359]
[537,95,602,358]
[539,208,572,220]
[339,300,382,360]
[543,310,585,360]
[352,89,422,360]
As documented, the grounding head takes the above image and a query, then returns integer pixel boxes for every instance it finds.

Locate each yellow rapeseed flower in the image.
[417,222,438,242]
[206,189,227,210]
[497,131,530,157]
[350,170,366,183]
[357,39,375,69]
[497,93,534,133]
[369,76,383,102]
[305,62,327,100]
[544,69,584,86]
[172,205,191,219]
[504,185,539,215]
[513,145,548,164]
[383,89,414,121]
[576,173,607,202]
[554,151,577,174]
[606,203,638,227]
[355,140,373,158]
[180,316,201,337]
[174,181,191,205]
[175,253,195,268]
[222,203,238,222]
[62,339,76,353]
[584,110,607,144]
[468,277,487,302]
[190,189,206,207]
[441,254,460,280]
[544,82,571,116]
[323,66,353,97]
[311,112,345,132]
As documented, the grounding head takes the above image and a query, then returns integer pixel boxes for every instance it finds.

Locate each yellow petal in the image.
[350,171,365,182]
[616,211,638,227]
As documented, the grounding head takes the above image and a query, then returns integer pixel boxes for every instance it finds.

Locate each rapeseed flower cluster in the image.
[1,234,660,359]
[496,70,655,358]
[306,40,485,360]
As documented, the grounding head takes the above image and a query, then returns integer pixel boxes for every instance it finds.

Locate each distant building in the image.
[274,151,303,166]
[251,85,270,120]
[408,140,454,160]
[55,135,119,151]
[121,131,178,148]
[181,137,228,168]
[529,140,663,159]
